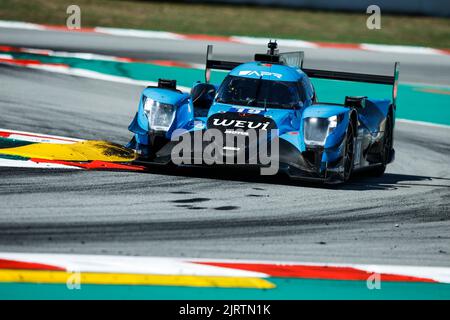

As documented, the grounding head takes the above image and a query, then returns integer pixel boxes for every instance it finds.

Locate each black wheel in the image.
[342,121,355,182]
[381,113,393,164]
[368,113,393,177]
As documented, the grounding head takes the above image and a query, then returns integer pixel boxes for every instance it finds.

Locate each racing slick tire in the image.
[342,120,356,182]
[368,112,393,177]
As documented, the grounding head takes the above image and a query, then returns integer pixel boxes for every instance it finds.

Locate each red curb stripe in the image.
[180,34,235,42]
[438,49,450,55]
[0,57,68,68]
[149,60,195,68]
[315,42,362,49]
[0,45,18,52]
[0,58,41,65]
[116,57,140,63]
[0,45,163,65]
[41,25,96,33]
[194,262,436,283]
[30,159,146,171]
[0,46,50,55]
[0,258,65,271]
[3,21,449,55]
[0,46,192,68]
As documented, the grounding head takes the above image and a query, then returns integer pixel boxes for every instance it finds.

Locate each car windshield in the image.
[216,75,302,109]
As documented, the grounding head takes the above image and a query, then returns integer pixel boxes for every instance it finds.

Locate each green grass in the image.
[0,0,449,48]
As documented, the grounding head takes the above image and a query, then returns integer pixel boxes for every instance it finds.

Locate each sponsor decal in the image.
[229,108,264,114]
[238,70,282,79]
[225,129,249,136]
[212,118,271,131]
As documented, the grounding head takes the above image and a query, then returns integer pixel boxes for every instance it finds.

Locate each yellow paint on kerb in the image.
[0,141,137,162]
[0,270,275,289]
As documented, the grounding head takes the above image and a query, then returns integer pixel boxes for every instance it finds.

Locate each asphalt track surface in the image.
[0,63,449,267]
[1,28,450,85]
[1,27,450,268]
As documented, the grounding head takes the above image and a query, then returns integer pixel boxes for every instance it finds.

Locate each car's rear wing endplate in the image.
[304,62,400,107]
[279,51,304,68]
[205,45,240,83]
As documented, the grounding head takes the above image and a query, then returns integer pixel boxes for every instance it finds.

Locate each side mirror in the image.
[191,83,216,113]
[345,96,367,109]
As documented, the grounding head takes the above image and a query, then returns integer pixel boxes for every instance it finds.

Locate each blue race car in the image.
[127,41,399,184]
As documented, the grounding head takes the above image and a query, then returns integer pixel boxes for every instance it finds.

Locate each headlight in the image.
[304,115,341,146]
[143,97,176,132]
[328,115,338,129]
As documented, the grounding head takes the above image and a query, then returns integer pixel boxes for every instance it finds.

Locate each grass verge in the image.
[0,0,449,48]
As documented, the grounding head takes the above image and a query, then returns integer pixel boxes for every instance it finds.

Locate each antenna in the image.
[267,40,278,56]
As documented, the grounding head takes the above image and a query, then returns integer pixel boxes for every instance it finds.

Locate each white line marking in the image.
[0,159,80,169]
[401,81,450,89]
[360,43,444,55]
[0,53,13,60]
[0,252,267,277]
[24,64,191,92]
[0,128,83,143]
[231,36,317,48]
[397,118,450,129]
[94,27,184,40]
[0,20,45,30]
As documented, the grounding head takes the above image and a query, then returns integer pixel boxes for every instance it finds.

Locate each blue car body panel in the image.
[128,87,191,148]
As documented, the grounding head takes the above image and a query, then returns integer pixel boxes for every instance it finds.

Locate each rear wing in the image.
[204,45,305,80]
[204,44,400,107]
[304,63,400,107]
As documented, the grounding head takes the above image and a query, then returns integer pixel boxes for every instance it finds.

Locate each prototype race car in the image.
[127,41,399,184]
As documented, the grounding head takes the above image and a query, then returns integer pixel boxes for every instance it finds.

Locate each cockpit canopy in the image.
[216,75,306,110]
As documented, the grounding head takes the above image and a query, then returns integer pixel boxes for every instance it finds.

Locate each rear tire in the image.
[342,121,355,182]
[367,112,393,177]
